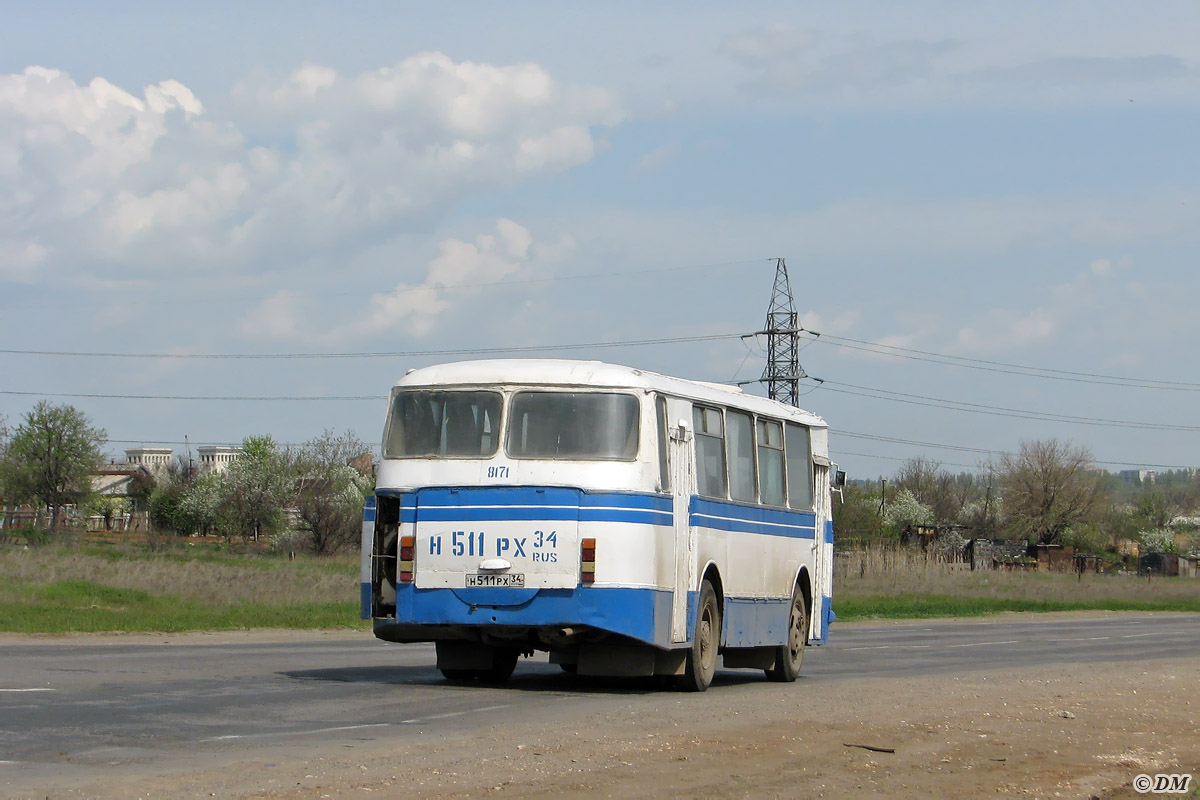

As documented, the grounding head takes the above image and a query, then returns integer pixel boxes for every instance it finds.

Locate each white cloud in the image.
[357,218,537,338]
[0,55,621,284]
[719,25,957,97]
[954,257,1123,353]
[974,56,1188,86]
[239,289,309,341]
[636,140,680,172]
[240,218,574,343]
[714,24,1195,110]
[956,307,1058,352]
[799,310,859,336]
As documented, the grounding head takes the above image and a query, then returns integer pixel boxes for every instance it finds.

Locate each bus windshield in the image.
[506,391,639,460]
[384,390,502,458]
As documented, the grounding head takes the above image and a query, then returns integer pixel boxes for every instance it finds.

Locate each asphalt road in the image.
[1,614,1197,793]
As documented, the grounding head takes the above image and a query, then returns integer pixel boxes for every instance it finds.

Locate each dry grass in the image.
[0,544,358,606]
[836,547,1200,605]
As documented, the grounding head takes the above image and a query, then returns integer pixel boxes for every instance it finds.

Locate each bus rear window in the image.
[506,392,640,460]
[384,390,502,458]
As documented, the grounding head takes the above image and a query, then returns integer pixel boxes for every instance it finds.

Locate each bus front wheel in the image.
[676,580,720,692]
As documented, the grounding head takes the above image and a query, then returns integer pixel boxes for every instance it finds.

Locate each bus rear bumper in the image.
[373,584,675,648]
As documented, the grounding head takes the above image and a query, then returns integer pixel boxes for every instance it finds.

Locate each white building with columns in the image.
[197,445,242,473]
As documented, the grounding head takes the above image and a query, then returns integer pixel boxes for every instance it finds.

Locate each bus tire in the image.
[676,580,720,692]
[766,584,807,682]
[479,649,519,684]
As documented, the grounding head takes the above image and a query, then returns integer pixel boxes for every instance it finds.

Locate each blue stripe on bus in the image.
[391,487,673,526]
[689,497,816,539]
[385,487,821,539]
[408,506,671,525]
[414,487,673,511]
[825,520,834,544]
[581,492,673,512]
[360,582,372,620]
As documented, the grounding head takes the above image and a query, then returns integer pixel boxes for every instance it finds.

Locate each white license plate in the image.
[466,573,525,588]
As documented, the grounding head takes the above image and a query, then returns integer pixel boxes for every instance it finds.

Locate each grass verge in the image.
[835,593,1200,621]
[3,542,1198,633]
[0,578,366,634]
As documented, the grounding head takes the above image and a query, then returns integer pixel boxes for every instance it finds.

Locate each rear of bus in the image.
[362,362,672,680]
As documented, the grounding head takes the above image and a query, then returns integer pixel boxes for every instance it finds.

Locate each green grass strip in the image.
[836,593,1200,621]
[0,579,368,634]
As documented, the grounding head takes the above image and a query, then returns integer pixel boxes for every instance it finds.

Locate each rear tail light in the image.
[580,538,596,584]
[399,535,415,583]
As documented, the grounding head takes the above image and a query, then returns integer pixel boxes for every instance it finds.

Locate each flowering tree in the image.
[217,435,291,542]
[1138,528,1176,554]
[291,429,373,554]
[883,489,934,532]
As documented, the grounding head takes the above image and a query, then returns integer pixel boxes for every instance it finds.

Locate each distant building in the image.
[198,445,242,473]
[1118,469,1157,485]
[92,467,148,497]
[124,447,173,475]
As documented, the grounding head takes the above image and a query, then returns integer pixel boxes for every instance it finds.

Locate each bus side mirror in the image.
[832,468,846,503]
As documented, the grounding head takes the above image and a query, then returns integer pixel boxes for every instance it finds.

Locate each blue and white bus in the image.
[362,359,838,691]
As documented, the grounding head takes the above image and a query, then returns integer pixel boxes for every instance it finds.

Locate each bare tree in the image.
[996,439,1105,545]
[894,457,977,524]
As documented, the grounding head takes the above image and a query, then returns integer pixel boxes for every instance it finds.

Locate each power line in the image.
[817,380,1200,432]
[0,333,744,360]
[834,429,1198,470]
[809,333,1200,391]
[837,430,1002,456]
[833,449,981,470]
[0,391,377,401]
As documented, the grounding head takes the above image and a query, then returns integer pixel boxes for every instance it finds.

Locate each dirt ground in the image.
[54,650,1197,800]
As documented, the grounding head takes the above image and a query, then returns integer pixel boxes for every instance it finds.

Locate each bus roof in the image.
[394,359,828,429]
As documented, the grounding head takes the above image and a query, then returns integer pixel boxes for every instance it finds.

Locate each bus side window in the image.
[656,395,670,492]
[727,410,756,503]
[785,422,813,509]
[757,418,785,506]
[693,405,727,499]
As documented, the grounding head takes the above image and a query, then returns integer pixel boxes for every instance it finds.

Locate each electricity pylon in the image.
[759,258,807,406]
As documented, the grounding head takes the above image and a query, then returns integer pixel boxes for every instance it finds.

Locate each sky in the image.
[2,1,1199,479]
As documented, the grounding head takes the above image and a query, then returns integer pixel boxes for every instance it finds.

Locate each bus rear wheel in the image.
[479,649,519,684]
[766,585,807,682]
[676,580,720,692]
